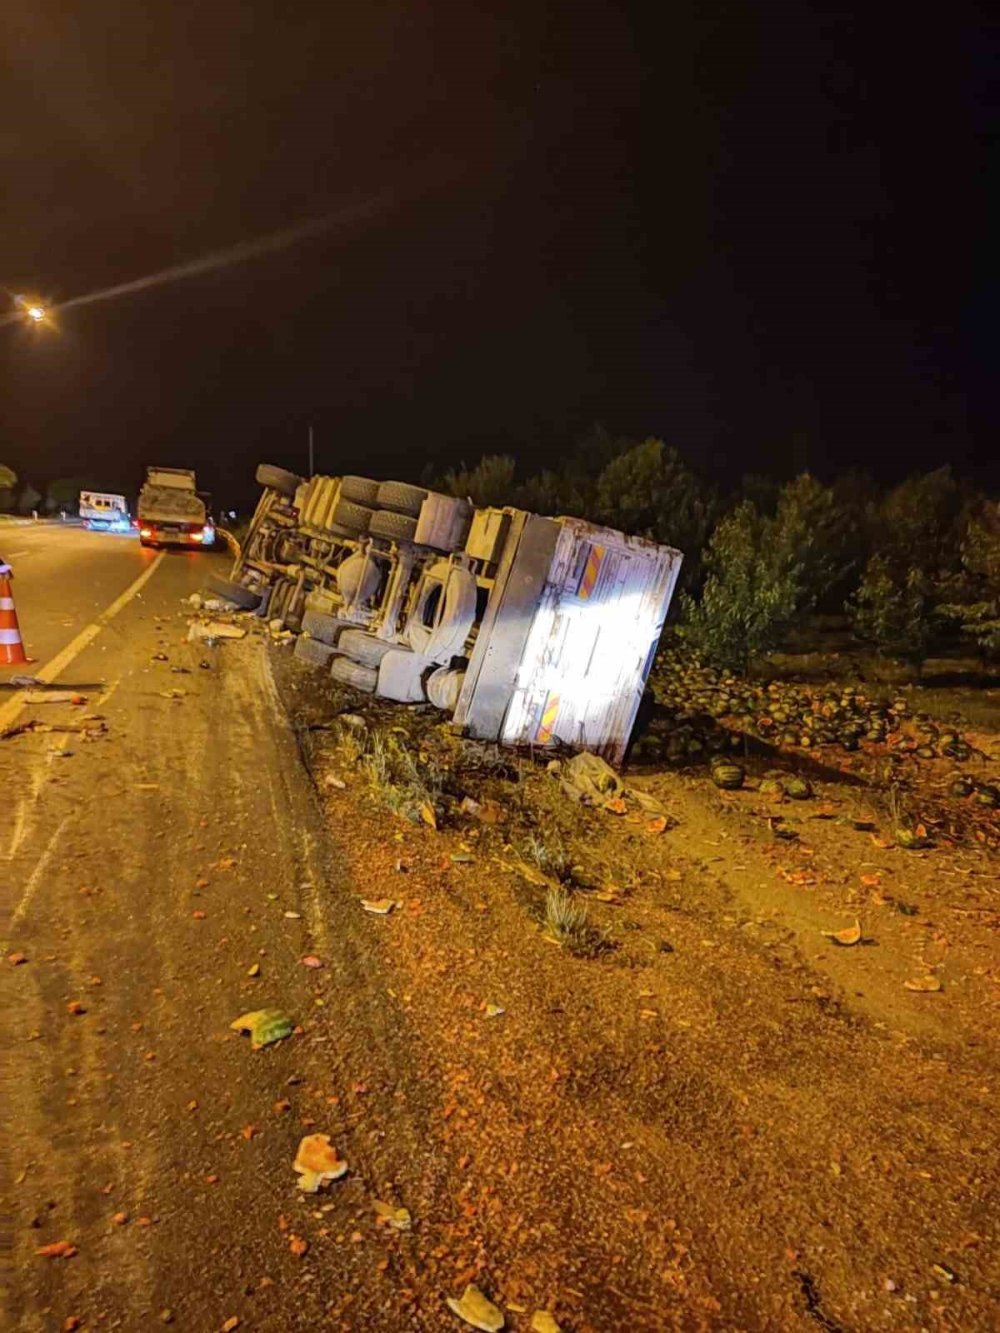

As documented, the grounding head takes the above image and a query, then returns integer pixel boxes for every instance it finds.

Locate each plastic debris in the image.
[361,898,401,915]
[446,1284,505,1331]
[293,1134,348,1192]
[230,1008,295,1049]
[36,1241,77,1258]
[821,920,863,947]
[904,975,943,993]
[559,751,665,815]
[531,1314,562,1333]
[187,621,247,643]
[373,1199,412,1230]
[484,1003,505,1019]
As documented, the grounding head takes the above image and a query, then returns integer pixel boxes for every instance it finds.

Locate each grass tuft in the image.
[542,887,611,958]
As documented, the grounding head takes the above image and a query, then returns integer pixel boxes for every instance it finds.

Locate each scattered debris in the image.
[559,751,664,816]
[300,955,324,969]
[904,975,943,993]
[230,1009,295,1050]
[7,951,27,966]
[484,1003,505,1019]
[821,920,863,947]
[293,1134,348,1193]
[187,621,247,643]
[35,1241,77,1258]
[446,1284,505,1331]
[361,898,401,915]
[530,1313,562,1333]
[22,691,87,705]
[373,1199,412,1230]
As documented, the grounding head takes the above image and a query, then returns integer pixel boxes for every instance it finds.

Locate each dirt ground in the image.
[272,646,1000,1332]
[4,582,997,1331]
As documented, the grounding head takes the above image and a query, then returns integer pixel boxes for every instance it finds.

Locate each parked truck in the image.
[208,466,682,765]
[137,467,213,549]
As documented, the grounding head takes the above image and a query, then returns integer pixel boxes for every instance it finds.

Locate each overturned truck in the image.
[211,466,682,766]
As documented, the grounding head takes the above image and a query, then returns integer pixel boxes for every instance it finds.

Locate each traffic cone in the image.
[0,572,28,665]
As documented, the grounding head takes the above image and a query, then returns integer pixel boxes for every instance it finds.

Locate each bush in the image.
[680,500,803,673]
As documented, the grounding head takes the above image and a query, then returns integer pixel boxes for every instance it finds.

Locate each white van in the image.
[79,491,131,532]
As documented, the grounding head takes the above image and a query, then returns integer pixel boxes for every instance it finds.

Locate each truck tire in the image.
[427,666,466,713]
[376,480,427,517]
[330,498,374,535]
[340,475,381,505]
[207,574,262,610]
[338,629,398,668]
[301,608,349,647]
[329,656,378,693]
[256,463,302,497]
[369,509,418,543]
[295,635,339,669]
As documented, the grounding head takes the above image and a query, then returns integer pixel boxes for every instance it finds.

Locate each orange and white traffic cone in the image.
[0,571,29,665]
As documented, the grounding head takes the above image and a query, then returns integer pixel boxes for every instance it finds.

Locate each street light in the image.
[26,304,46,322]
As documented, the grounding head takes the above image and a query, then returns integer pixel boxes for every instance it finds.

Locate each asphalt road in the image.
[1,527,381,1329]
[0,523,167,671]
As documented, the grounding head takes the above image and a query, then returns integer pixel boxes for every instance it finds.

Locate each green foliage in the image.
[933,500,1000,657]
[773,473,864,611]
[439,454,516,508]
[516,469,588,518]
[878,465,964,580]
[680,500,804,672]
[0,464,17,490]
[46,477,91,512]
[594,438,715,589]
[18,482,42,513]
[962,500,1000,584]
[849,555,930,664]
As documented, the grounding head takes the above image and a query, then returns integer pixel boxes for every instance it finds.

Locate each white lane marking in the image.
[0,552,165,732]
[10,814,72,926]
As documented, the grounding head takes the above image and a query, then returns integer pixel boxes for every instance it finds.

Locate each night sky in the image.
[1,3,995,507]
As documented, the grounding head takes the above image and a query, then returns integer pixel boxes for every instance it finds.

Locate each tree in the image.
[772,473,864,612]
[18,481,42,513]
[594,438,715,589]
[439,455,516,508]
[878,466,964,581]
[0,464,17,512]
[934,500,1000,658]
[516,469,588,518]
[680,500,804,672]
[46,477,90,514]
[849,555,930,665]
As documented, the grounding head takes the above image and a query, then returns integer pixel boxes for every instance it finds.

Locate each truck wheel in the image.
[207,574,262,610]
[376,480,427,517]
[256,463,303,497]
[369,509,418,543]
[301,608,349,646]
[295,635,339,669]
[339,476,381,505]
[338,628,398,668]
[330,498,374,535]
[329,656,378,693]
[427,666,466,713]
